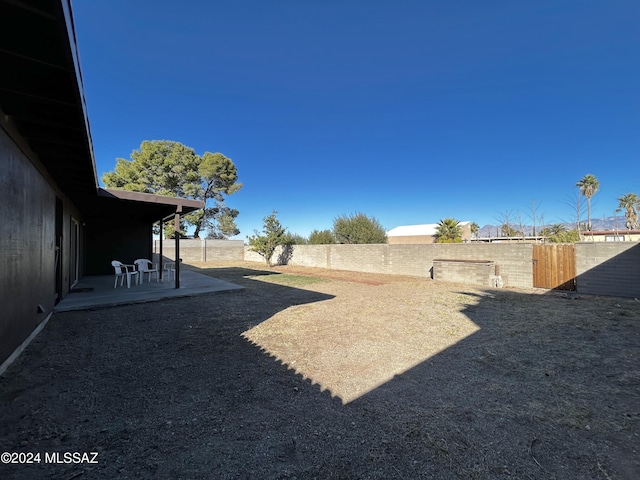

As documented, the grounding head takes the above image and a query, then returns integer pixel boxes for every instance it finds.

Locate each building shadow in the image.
[0,267,638,480]
[576,242,640,298]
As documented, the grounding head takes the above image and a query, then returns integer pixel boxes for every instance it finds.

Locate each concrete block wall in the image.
[289,245,330,268]
[203,240,245,262]
[245,243,534,289]
[245,244,393,273]
[244,247,267,264]
[386,245,434,276]
[576,242,640,298]
[417,244,534,288]
[328,245,390,274]
[232,242,637,297]
[433,260,496,286]
[155,239,244,262]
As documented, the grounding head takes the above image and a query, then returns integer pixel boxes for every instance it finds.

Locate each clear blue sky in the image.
[73,0,639,238]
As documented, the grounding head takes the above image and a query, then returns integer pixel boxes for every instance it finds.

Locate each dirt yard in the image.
[1,261,639,479]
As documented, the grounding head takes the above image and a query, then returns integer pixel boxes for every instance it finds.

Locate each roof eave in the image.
[98,188,204,213]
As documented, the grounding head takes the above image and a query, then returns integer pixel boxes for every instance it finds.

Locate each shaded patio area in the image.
[54,269,244,312]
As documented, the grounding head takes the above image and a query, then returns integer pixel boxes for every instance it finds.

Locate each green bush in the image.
[308,229,335,244]
[333,213,387,244]
[247,210,288,266]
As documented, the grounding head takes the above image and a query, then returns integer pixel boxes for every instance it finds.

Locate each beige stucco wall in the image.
[582,233,640,242]
[388,235,436,245]
[388,222,472,244]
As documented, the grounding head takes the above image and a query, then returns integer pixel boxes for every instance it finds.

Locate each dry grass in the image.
[1,261,638,479]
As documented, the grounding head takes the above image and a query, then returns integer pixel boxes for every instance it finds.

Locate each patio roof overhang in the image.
[91,188,205,224]
[95,189,204,289]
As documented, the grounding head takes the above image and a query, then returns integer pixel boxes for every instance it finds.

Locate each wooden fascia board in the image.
[98,188,204,212]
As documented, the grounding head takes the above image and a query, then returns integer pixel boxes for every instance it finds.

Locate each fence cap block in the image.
[433,259,494,264]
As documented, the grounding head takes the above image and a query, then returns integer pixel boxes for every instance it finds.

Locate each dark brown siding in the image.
[1,128,57,364]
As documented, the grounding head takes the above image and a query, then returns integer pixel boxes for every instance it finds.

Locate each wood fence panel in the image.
[533,244,576,290]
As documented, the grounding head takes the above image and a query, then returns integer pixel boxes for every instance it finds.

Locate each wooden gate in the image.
[532,244,576,290]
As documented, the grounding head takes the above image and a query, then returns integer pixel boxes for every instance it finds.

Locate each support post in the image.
[174,207,182,289]
[159,220,163,281]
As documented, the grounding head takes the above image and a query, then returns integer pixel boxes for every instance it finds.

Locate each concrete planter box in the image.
[433,259,497,286]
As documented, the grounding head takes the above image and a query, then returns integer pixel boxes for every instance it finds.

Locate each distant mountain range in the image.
[477,216,629,237]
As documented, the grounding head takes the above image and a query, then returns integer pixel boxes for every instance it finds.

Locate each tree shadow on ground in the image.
[0,265,638,480]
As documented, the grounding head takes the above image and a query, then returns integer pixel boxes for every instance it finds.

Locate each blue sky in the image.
[73,0,639,238]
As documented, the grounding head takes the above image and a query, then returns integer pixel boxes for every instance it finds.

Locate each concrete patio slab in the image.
[54,269,244,312]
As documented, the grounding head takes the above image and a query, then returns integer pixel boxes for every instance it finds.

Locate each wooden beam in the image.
[174,206,182,289]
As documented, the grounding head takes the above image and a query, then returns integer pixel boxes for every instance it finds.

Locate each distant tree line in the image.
[248,212,387,266]
[284,212,387,246]
[480,174,639,243]
[249,173,639,258]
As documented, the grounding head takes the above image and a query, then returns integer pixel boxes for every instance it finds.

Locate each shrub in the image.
[333,213,387,244]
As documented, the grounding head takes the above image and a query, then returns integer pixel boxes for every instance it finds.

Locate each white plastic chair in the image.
[111,260,139,288]
[163,262,176,282]
[134,259,159,283]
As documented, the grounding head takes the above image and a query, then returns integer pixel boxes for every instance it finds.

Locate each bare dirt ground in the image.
[1,261,639,479]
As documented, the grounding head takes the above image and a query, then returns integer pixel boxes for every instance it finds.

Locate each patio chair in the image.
[134,259,159,283]
[163,262,176,282]
[162,258,181,282]
[111,260,139,288]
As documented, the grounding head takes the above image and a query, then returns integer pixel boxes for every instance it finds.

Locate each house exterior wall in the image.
[582,232,640,242]
[85,221,153,275]
[0,126,83,366]
[388,222,472,244]
[388,235,436,245]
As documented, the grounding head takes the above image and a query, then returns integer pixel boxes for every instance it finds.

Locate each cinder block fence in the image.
[244,243,534,288]
[155,240,640,298]
[575,242,640,298]
[155,239,244,263]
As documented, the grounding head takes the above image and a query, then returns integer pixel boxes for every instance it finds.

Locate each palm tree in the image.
[470,222,480,241]
[549,223,566,236]
[435,218,462,243]
[501,224,518,237]
[541,224,566,237]
[617,193,639,236]
[576,174,600,232]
